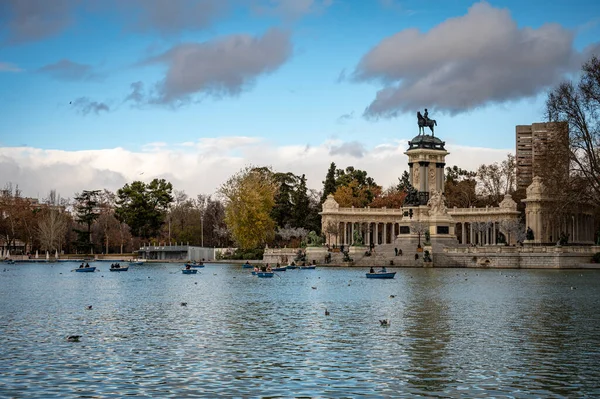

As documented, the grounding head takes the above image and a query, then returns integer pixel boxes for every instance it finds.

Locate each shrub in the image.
[592,252,600,263]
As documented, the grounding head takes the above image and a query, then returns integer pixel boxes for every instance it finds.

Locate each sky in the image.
[1,0,599,200]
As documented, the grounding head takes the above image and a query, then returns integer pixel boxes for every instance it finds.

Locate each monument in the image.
[401,109,456,243]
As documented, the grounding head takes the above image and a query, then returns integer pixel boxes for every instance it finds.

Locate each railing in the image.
[444,246,597,254]
[139,245,189,252]
[449,207,519,214]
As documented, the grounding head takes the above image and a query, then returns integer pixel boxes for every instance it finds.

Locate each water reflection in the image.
[1,263,599,397]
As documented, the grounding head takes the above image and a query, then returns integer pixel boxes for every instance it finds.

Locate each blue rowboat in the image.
[75,267,96,272]
[286,265,297,270]
[109,266,129,272]
[182,269,198,274]
[129,261,144,266]
[242,264,254,269]
[272,267,287,272]
[257,272,274,278]
[185,263,204,268]
[300,265,316,270]
[366,272,396,279]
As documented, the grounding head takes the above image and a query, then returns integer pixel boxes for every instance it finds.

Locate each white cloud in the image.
[136,28,292,105]
[354,1,597,117]
[0,138,511,200]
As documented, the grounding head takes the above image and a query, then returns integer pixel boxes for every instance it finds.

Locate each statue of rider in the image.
[423,108,430,123]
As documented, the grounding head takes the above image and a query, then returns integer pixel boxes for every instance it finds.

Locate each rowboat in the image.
[109,266,129,272]
[300,265,316,270]
[182,269,198,274]
[75,267,96,272]
[242,263,254,269]
[286,265,297,270]
[366,272,396,279]
[185,262,204,268]
[256,272,274,278]
[129,261,144,266]
[272,266,287,272]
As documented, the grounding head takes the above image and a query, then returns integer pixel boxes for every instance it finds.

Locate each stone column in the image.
[470,223,474,245]
[436,163,445,192]
[375,223,379,245]
[409,163,413,187]
[343,223,347,245]
[462,223,466,244]
[492,222,497,245]
[383,223,387,245]
[419,162,428,192]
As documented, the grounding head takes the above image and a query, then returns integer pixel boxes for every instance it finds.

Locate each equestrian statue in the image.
[417,108,437,136]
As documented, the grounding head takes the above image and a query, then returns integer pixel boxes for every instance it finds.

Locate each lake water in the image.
[1,262,599,398]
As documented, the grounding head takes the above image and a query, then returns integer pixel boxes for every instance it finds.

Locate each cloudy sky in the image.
[1,0,599,200]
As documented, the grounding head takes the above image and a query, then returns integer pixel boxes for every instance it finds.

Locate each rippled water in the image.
[1,262,599,398]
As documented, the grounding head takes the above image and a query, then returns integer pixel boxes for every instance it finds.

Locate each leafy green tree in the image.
[397,170,411,192]
[219,166,277,250]
[292,174,310,227]
[115,179,173,239]
[271,172,296,228]
[321,162,337,203]
[445,166,477,183]
[445,166,478,208]
[73,190,100,253]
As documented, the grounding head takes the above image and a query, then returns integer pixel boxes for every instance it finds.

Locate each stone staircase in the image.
[319,237,461,267]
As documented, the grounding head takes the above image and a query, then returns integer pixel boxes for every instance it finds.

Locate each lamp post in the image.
[201,214,204,248]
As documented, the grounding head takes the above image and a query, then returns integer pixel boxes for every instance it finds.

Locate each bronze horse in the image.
[417,111,437,136]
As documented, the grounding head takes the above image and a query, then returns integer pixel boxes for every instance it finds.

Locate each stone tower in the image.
[404,135,449,204]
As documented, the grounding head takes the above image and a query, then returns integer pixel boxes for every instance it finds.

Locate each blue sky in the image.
[0,0,599,198]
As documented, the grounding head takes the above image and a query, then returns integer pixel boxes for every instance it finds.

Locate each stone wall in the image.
[439,246,599,269]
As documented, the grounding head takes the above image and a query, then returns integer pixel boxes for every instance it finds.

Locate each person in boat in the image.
[380,266,387,273]
[254,266,259,273]
[85,262,90,267]
[79,263,84,268]
[185,265,191,270]
[267,264,272,272]
[290,261,295,266]
[261,264,267,272]
[245,261,251,266]
[369,266,375,274]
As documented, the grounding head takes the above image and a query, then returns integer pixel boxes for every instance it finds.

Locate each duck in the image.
[325,309,330,316]
[180,302,188,306]
[389,295,396,298]
[379,319,390,326]
[311,286,317,290]
[67,335,81,342]
[86,305,92,310]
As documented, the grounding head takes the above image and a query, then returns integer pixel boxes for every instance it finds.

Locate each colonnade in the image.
[530,211,596,244]
[330,221,400,246]
[455,222,502,245]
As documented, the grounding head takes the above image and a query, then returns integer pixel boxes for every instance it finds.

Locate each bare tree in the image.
[546,55,600,208]
[410,221,429,248]
[499,219,525,245]
[476,154,516,206]
[37,208,68,254]
[324,221,340,245]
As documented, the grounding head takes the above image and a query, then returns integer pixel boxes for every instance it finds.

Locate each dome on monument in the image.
[408,134,446,150]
